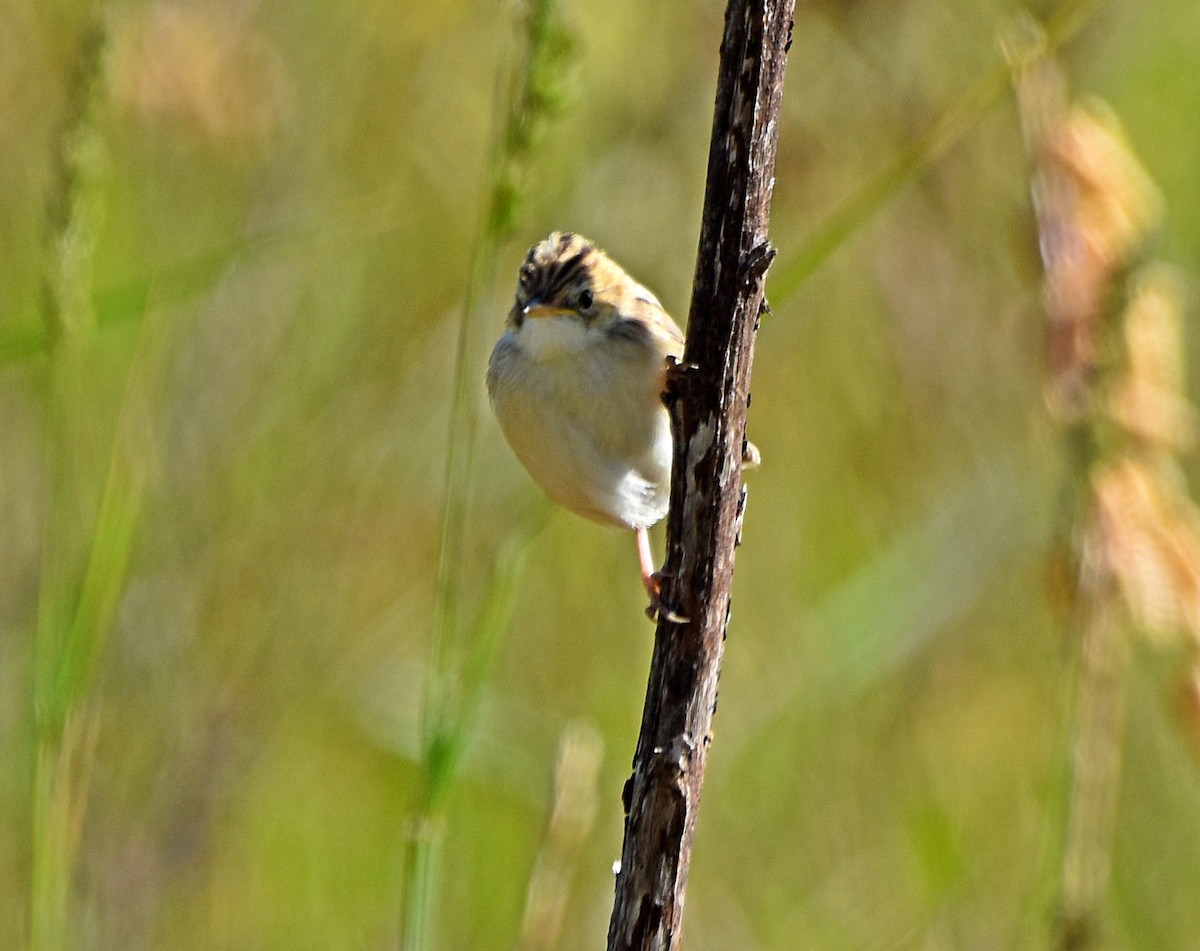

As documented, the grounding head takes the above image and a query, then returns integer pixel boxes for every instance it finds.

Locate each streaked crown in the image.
[512,232,651,320]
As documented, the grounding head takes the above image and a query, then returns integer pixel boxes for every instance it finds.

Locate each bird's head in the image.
[509,233,653,336]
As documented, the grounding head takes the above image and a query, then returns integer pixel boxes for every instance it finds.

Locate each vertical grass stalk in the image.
[30,17,122,951]
[1056,559,1126,951]
[402,2,575,949]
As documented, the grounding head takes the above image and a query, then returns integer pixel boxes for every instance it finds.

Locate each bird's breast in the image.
[487,330,672,529]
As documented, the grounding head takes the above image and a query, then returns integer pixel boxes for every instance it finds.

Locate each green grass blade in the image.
[403,1,577,947]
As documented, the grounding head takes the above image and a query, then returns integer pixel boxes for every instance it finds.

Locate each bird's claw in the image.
[646,601,689,624]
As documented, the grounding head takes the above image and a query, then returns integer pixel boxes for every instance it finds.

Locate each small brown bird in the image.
[486,232,686,618]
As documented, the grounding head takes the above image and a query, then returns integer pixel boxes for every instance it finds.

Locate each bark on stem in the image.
[606,3,794,950]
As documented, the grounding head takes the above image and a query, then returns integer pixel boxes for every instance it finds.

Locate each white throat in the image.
[517,314,592,359]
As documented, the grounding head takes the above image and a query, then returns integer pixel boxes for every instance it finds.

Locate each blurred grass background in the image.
[3,0,1200,949]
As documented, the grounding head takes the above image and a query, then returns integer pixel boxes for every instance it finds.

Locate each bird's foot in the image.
[643,571,689,624]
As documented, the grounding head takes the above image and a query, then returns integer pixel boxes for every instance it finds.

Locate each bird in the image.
[487,231,754,621]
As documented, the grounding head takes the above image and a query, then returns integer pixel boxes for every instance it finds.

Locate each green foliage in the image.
[405,1,574,947]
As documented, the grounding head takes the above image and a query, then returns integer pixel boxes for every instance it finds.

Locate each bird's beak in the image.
[522,302,574,319]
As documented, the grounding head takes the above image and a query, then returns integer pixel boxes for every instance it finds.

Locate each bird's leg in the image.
[636,526,688,624]
[636,525,657,595]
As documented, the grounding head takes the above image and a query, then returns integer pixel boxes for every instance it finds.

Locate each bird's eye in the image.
[577,289,594,311]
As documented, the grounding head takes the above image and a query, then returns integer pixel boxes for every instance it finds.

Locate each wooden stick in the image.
[606,2,794,948]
